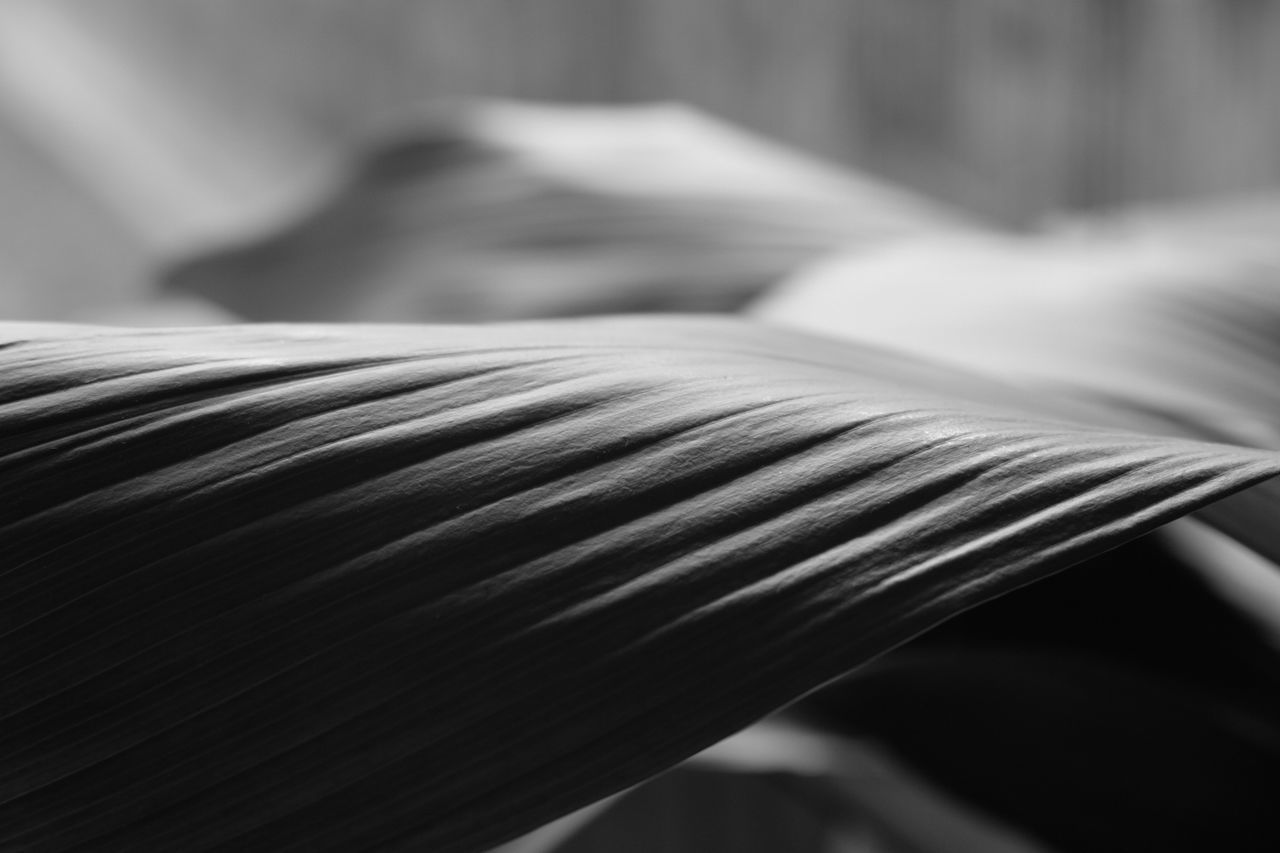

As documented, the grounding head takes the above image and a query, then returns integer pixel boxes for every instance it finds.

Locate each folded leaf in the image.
[753,231,1280,621]
[1,318,1275,852]
[163,100,969,322]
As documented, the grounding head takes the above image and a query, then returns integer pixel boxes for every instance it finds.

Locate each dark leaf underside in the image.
[810,649,1280,853]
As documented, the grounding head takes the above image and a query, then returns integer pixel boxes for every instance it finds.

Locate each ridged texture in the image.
[754,230,1280,614]
[1,317,1276,852]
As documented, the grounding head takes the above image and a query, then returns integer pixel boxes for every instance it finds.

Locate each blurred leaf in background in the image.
[0,95,148,321]
[0,0,334,257]
[754,229,1280,437]
[795,533,1280,853]
[161,100,969,322]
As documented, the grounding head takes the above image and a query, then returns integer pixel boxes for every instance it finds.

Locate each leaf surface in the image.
[0,317,1274,852]
[753,230,1280,612]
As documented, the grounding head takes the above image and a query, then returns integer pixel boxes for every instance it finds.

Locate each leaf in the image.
[1054,193,1280,257]
[547,764,837,853]
[1,317,1275,852]
[497,718,1050,852]
[801,649,1280,853]
[752,230,1280,623]
[889,532,1280,700]
[753,231,1280,444]
[162,100,969,322]
[0,1,332,255]
[485,799,618,853]
[691,721,1052,853]
[1161,517,1280,649]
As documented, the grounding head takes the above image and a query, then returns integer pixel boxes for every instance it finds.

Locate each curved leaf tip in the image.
[0,318,1275,852]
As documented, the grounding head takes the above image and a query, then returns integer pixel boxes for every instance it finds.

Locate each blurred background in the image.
[3,0,1280,319]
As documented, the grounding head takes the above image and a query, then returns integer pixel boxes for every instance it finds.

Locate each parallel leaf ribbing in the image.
[1,318,1276,852]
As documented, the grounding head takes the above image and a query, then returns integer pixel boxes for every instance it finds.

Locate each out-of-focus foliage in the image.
[755,230,1280,440]
[539,747,1045,853]
[16,0,1280,222]
[753,226,1280,625]
[161,100,965,322]
[0,114,146,321]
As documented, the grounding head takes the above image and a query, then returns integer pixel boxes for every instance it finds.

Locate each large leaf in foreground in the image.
[1,318,1275,852]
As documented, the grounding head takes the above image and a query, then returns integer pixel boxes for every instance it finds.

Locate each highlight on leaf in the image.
[753,227,1280,635]
[2,317,1278,852]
